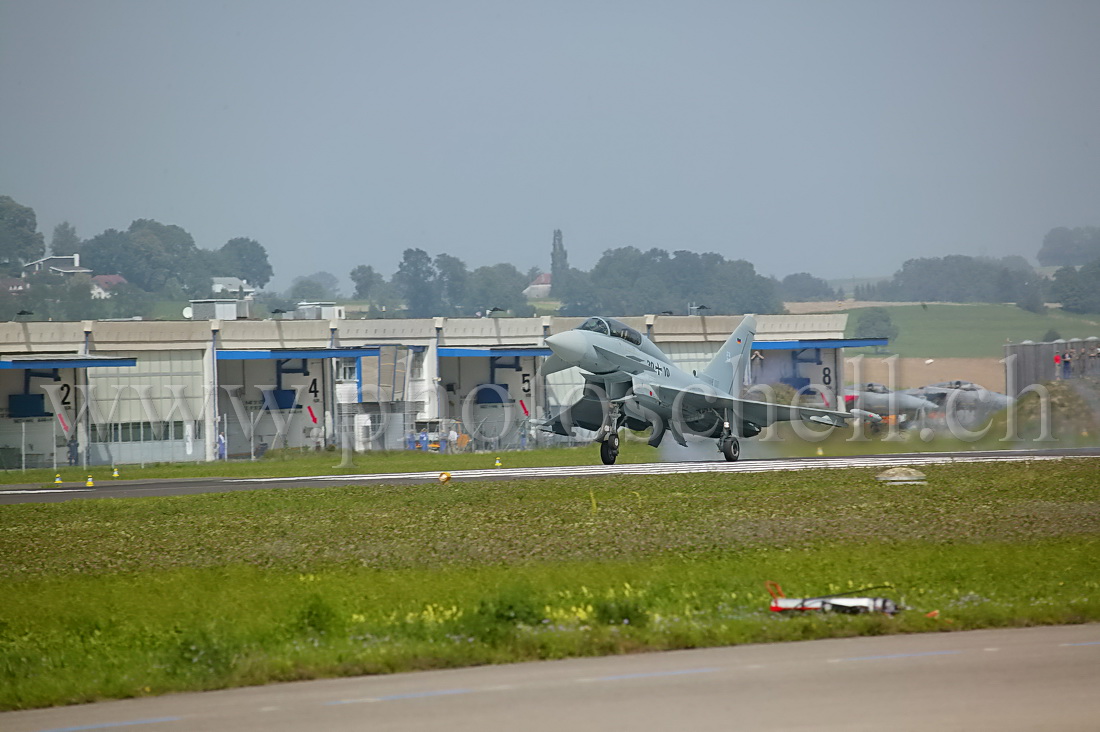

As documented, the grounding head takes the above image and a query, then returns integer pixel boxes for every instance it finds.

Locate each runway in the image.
[2,447,1099,504]
[3,624,1098,731]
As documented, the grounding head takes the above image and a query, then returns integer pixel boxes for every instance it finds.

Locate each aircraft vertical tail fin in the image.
[701,314,756,397]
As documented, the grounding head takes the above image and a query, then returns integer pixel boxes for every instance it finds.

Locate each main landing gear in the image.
[718,419,740,462]
[720,436,740,462]
[600,432,620,465]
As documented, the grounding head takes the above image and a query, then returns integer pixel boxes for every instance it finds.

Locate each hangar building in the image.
[0,311,883,468]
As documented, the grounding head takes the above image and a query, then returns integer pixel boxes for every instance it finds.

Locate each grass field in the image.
[148,300,191,320]
[844,303,1100,358]
[0,441,662,486]
[2,459,1098,710]
[9,418,1098,488]
[7,381,1099,488]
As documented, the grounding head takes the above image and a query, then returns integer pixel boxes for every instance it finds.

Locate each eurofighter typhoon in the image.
[541,315,879,464]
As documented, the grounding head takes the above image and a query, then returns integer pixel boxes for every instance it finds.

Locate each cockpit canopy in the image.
[577,317,643,346]
[864,383,890,394]
[932,380,980,391]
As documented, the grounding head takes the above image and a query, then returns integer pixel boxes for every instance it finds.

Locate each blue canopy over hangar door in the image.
[216,347,380,457]
[436,347,552,449]
[0,354,137,469]
[750,339,888,406]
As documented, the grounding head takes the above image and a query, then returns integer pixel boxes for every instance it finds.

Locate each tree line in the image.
[1039,227,1100,314]
[345,251,539,319]
[549,229,841,314]
[8,190,1100,320]
[550,235,786,316]
[231,222,1100,318]
[334,233,838,319]
[850,231,1100,316]
[0,195,272,320]
[851,254,1044,312]
[1037,227,1100,267]
[79,221,272,294]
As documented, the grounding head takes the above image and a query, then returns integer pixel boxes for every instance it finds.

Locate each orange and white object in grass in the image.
[766,580,900,615]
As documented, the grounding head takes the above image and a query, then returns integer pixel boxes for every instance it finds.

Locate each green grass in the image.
[844,303,1100,358]
[8,395,1099,489]
[12,378,1100,487]
[148,300,191,320]
[0,440,659,486]
[2,460,1098,709]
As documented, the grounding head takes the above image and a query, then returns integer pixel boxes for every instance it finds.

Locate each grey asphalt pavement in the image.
[4,624,1098,731]
[2,446,1099,504]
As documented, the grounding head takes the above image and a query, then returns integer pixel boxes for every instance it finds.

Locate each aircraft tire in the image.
[600,434,620,465]
[721,437,740,462]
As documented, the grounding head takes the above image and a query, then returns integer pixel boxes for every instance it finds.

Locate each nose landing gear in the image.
[599,401,623,465]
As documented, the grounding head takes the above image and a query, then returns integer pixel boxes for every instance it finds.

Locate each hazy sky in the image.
[2,1,1098,292]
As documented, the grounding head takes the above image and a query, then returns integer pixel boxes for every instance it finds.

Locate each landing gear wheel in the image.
[600,433,620,465]
[721,437,740,462]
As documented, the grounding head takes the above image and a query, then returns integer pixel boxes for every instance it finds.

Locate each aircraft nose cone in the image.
[544,330,592,365]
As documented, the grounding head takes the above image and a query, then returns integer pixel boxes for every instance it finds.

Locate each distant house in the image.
[522,272,552,299]
[211,276,256,297]
[0,277,29,294]
[91,274,128,299]
[23,254,92,276]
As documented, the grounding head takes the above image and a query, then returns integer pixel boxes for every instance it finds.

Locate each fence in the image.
[1004,337,1100,394]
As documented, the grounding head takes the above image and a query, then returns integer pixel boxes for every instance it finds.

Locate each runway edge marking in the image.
[225,453,1091,486]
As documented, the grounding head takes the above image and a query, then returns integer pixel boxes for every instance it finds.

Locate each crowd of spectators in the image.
[1054,346,1100,378]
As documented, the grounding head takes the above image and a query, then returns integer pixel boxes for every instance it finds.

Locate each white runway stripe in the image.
[227,452,1089,485]
[0,488,95,495]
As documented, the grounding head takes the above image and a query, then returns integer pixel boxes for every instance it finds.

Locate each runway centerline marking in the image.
[325,688,472,705]
[577,667,721,682]
[829,650,962,663]
[36,716,182,732]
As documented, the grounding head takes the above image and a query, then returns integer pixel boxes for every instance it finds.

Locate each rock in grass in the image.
[875,466,927,485]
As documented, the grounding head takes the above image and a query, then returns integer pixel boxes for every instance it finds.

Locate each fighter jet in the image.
[904,381,1014,415]
[541,315,879,464]
[845,383,938,418]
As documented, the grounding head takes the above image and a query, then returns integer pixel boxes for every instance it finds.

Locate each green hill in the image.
[845,303,1100,358]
